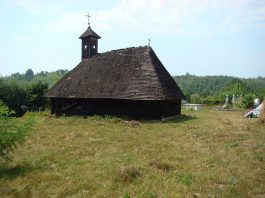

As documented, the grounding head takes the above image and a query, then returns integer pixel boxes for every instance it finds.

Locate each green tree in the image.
[0,80,27,116]
[26,81,48,111]
[24,69,34,81]
[221,80,250,96]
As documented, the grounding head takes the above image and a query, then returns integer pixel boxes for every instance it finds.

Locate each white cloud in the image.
[44,11,84,33]
[12,0,57,14]
[12,0,265,37]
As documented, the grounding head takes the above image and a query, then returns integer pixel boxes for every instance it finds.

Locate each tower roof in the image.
[79,26,101,39]
[44,46,186,100]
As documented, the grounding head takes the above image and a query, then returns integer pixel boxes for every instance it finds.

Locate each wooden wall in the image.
[51,98,181,119]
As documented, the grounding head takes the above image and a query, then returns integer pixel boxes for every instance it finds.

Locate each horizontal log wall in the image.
[51,98,181,119]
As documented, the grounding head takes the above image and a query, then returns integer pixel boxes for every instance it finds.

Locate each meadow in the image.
[0,108,264,198]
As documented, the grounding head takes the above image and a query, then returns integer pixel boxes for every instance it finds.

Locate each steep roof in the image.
[79,26,101,39]
[44,46,185,100]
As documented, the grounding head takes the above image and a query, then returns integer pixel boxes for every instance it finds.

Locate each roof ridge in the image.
[96,45,150,57]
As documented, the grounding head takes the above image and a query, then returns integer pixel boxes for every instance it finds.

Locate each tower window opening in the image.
[92,45,96,49]
[84,45,87,49]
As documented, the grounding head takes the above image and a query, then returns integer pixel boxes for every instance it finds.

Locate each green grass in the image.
[0,108,264,197]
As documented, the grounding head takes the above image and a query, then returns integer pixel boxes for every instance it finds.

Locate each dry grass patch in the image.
[116,165,141,183]
[149,160,174,171]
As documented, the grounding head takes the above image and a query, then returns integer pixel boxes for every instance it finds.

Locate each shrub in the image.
[201,95,223,105]
[241,93,256,109]
[190,94,201,104]
[0,100,15,117]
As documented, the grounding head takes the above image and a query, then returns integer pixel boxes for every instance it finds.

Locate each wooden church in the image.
[44,17,186,119]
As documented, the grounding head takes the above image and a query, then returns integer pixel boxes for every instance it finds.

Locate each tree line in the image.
[173,73,265,107]
[0,69,68,116]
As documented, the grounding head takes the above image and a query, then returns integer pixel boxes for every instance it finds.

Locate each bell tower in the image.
[79,13,101,60]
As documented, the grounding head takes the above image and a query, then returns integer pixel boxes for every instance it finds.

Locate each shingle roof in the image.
[44,46,185,100]
[79,26,101,39]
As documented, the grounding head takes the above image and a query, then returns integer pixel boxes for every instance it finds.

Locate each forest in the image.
[173,73,265,106]
[0,69,265,117]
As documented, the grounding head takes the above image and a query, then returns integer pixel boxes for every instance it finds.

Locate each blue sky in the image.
[0,0,265,77]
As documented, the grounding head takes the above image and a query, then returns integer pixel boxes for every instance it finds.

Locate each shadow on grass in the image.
[144,114,198,124]
[0,164,35,179]
[164,114,198,123]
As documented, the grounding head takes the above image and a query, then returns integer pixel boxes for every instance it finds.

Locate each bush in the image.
[0,100,15,117]
[201,95,223,105]
[241,93,256,109]
[190,94,201,104]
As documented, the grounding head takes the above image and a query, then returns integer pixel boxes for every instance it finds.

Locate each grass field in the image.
[0,108,264,197]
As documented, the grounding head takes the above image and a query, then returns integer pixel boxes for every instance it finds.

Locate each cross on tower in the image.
[85,12,91,27]
[148,38,151,47]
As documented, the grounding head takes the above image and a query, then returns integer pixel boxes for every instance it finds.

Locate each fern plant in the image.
[0,116,33,162]
[0,101,33,162]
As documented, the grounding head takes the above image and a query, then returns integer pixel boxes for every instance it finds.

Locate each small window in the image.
[84,45,87,49]
[92,45,96,49]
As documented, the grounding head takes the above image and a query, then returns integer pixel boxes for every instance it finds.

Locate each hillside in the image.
[173,73,265,99]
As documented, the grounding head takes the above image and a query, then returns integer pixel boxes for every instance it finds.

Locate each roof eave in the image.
[79,35,101,39]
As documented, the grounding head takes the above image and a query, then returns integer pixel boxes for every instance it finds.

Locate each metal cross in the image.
[148,38,151,47]
[85,12,91,27]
